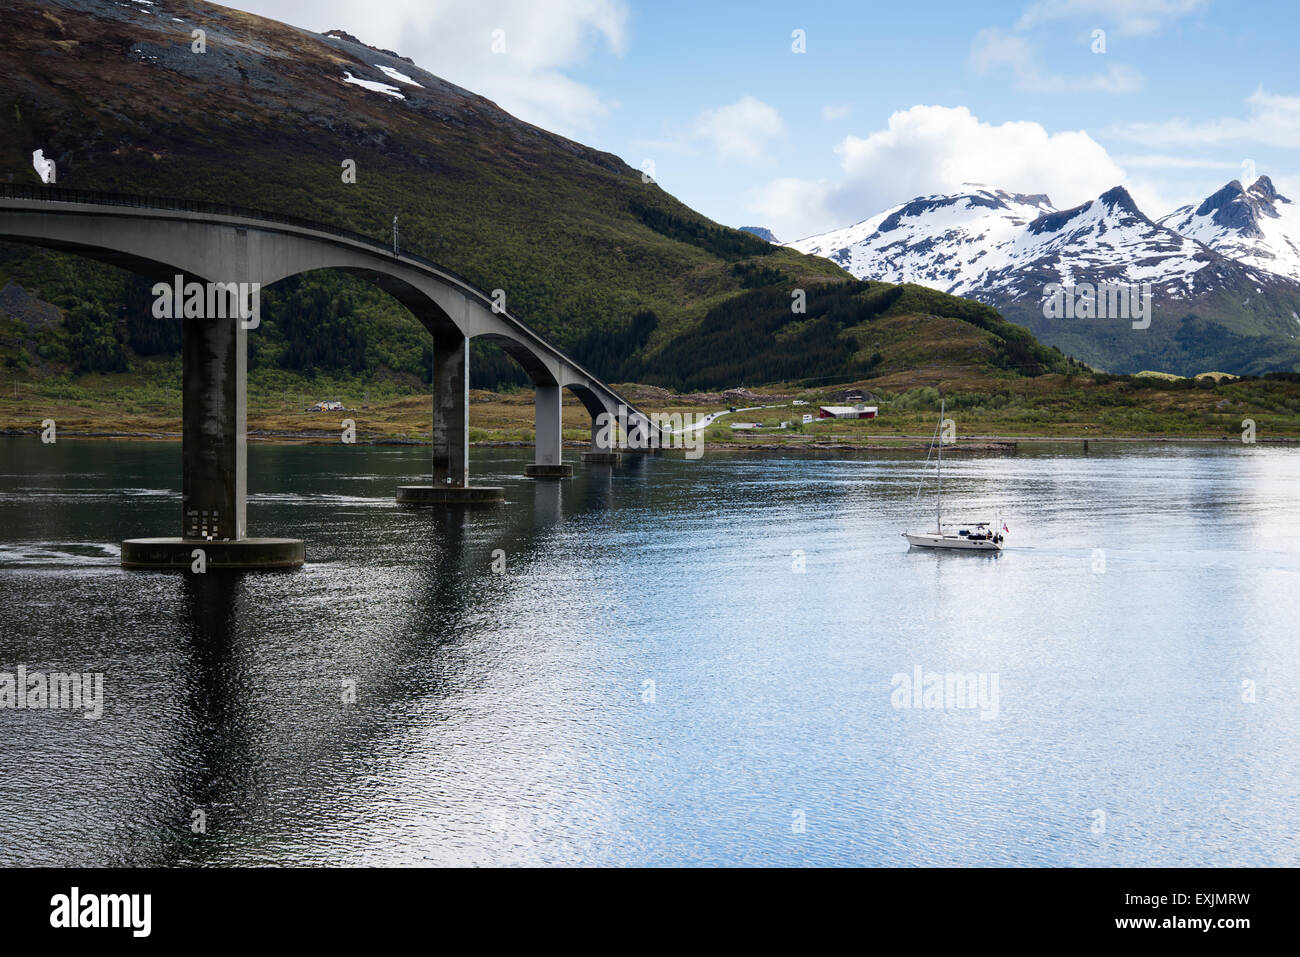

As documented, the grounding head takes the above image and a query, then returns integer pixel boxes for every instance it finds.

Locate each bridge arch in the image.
[264,267,559,387]
[0,188,644,402]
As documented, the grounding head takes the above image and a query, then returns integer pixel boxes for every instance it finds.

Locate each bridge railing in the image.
[0,183,642,414]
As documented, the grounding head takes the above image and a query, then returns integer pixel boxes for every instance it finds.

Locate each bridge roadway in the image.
[0,185,667,568]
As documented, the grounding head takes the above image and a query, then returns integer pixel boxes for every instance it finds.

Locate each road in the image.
[672,404,796,434]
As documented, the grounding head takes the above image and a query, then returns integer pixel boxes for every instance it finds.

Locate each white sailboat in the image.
[903,399,1006,551]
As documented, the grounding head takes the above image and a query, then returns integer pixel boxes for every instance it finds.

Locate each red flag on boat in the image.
[1003,523,1010,533]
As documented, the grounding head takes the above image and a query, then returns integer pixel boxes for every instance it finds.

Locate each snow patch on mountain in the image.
[341,71,405,99]
[375,64,423,88]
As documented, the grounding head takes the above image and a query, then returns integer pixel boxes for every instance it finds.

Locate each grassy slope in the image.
[3,0,1299,438]
[5,362,1299,444]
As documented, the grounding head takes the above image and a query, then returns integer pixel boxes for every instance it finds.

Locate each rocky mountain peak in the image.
[1248,175,1279,202]
[1097,185,1144,218]
[322,29,415,64]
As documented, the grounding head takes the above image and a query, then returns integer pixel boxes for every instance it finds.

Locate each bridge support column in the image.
[398,334,504,505]
[581,405,621,464]
[182,312,247,540]
[432,333,468,488]
[525,384,572,478]
[122,312,304,569]
[623,411,662,456]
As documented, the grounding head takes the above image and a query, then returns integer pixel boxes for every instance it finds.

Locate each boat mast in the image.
[936,398,943,534]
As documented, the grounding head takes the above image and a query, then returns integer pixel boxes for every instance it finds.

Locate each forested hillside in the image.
[2,0,1079,392]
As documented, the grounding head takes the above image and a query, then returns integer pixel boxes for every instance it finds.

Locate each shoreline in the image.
[3,428,1296,450]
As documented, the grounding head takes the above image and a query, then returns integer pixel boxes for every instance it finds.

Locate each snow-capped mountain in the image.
[791,186,1055,293]
[789,183,1281,305]
[788,181,1300,374]
[1158,176,1300,284]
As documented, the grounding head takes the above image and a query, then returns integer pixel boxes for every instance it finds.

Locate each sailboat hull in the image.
[904,532,1002,551]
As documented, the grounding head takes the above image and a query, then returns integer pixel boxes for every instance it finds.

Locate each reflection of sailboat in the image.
[903,399,1006,551]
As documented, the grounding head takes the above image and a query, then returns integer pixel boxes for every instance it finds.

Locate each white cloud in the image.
[1016,0,1208,37]
[821,104,853,122]
[1270,174,1300,205]
[632,138,698,158]
[750,104,1129,242]
[971,27,1142,93]
[1117,176,1192,221]
[1113,154,1244,170]
[692,96,786,163]
[749,177,838,241]
[225,0,628,136]
[1114,88,1300,149]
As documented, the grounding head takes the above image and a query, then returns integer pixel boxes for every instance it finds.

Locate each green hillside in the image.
[0,0,1089,395]
[1001,294,1300,379]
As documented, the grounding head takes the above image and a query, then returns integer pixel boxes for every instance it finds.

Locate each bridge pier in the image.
[525,384,572,478]
[581,410,622,464]
[397,334,504,505]
[623,411,662,456]
[122,312,304,570]
[182,310,247,540]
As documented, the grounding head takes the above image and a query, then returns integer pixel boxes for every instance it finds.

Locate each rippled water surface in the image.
[0,437,1297,866]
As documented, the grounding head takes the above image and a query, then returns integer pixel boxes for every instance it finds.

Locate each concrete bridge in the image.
[0,185,665,569]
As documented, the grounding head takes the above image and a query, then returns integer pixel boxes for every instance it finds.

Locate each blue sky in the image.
[234,0,1300,240]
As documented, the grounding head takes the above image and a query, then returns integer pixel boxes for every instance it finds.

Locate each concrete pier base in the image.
[524,463,573,478]
[396,485,505,505]
[121,537,304,570]
[581,451,621,464]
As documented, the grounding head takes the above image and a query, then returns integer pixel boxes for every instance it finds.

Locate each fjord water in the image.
[0,437,1296,867]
